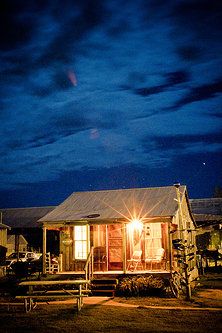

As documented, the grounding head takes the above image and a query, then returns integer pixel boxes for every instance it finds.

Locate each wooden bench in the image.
[16,279,90,313]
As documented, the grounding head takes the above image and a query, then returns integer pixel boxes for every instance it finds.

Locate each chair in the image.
[127,250,143,271]
[93,246,107,271]
[145,248,165,270]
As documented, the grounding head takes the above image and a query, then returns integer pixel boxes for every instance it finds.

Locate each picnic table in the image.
[16,279,90,313]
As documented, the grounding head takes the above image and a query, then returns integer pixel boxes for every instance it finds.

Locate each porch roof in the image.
[0,206,55,228]
[39,185,188,224]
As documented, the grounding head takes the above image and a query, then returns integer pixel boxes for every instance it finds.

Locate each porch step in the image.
[90,278,118,297]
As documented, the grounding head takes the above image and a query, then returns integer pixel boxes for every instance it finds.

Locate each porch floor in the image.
[56,270,171,276]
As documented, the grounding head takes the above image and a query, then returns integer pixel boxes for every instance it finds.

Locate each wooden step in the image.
[91,289,115,296]
[91,278,118,285]
[90,278,118,296]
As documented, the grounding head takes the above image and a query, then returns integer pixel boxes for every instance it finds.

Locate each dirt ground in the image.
[0,273,221,333]
[0,295,221,333]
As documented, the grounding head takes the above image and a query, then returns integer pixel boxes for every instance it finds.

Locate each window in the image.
[145,223,162,258]
[74,226,88,260]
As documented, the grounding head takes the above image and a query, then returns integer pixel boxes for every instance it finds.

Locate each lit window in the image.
[74,226,87,259]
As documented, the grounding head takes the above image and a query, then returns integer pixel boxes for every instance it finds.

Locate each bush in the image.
[117,275,165,297]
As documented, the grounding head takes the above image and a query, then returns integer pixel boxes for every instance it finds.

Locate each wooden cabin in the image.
[0,206,55,252]
[0,222,9,249]
[7,234,28,255]
[0,220,10,269]
[190,198,222,269]
[39,185,198,280]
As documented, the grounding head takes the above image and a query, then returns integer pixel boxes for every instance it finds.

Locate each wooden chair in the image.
[145,248,165,270]
[93,246,107,271]
[127,250,143,271]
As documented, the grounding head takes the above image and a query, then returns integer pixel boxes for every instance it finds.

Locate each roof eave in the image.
[40,215,173,226]
[0,223,11,229]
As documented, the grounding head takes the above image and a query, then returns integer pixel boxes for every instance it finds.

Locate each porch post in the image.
[122,223,127,273]
[168,221,173,273]
[43,226,47,274]
[174,183,192,301]
[175,183,183,238]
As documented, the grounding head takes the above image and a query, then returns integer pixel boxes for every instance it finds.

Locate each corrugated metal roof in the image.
[190,198,222,215]
[39,186,187,223]
[0,207,55,228]
[193,213,222,227]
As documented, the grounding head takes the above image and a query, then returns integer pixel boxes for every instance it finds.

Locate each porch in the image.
[43,220,173,276]
[56,270,171,279]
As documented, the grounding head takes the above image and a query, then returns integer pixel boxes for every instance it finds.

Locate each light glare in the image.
[130,218,143,230]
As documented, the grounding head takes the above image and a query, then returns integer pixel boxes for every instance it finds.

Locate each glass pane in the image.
[75,226,87,240]
[145,223,162,258]
[75,240,87,259]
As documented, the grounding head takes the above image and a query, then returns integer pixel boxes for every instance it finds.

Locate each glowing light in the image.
[130,218,143,231]
[62,237,73,246]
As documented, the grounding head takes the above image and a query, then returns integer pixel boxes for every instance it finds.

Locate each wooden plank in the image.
[19,279,89,286]
[43,227,47,274]
[29,289,90,294]
[16,295,88,299]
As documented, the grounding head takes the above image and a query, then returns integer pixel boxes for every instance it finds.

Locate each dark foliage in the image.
[116,275,165,297]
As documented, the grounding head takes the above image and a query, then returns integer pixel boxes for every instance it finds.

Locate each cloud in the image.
[166,79,222,110]
[134,70,190,97]
[176,45,202,62]
[152,133,222,151]
[0,0,37,51]
[0,0,221,194]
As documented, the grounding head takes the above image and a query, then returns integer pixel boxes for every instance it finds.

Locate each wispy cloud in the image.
[0,0,221,197]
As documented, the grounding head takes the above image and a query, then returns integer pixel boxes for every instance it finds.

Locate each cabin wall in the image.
[0,229,7,248]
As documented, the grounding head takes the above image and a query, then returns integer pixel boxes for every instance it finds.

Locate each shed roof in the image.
[0,207,55,228]
[190,198,222,215]
[39,185,188,224]
[190,198,222,228]
[192,214,222,229]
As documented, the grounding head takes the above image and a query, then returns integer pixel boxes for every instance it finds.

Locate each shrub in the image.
[117,275,165,297]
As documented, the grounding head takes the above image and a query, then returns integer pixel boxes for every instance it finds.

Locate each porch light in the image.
[130,218,143,231]
[62,237,73,246]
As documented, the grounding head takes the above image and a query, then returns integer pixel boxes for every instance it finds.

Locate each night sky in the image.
[0,0,222,208]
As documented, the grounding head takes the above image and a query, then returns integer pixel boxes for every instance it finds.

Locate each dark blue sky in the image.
[0,0,222,208]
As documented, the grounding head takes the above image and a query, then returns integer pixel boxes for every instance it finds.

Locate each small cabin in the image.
[0,221,10,268]
[7,234,28,255]
[39,185,198,280]
[0,222,9,249]
[0,206,55,253]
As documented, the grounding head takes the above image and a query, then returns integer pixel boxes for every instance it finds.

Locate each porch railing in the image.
[84,246,94,281]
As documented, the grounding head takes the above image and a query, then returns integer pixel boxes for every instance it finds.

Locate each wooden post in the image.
[122,223,127,273]
[15,234,20,261]
[168,221,173,273]
[43,226,47,275]
[59,254,63,272]
[175,184,183,239]
[174,184,192,301]
[105,225,109,271]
